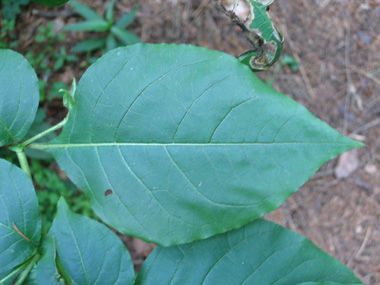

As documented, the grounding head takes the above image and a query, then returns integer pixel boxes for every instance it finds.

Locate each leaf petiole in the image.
[21,115,69,147]
[14,253,40,285]
[15,150,32,178]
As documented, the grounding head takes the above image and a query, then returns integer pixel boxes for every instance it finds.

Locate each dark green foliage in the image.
[1,0,30,20]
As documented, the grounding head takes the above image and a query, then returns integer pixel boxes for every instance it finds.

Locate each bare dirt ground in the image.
[13,0,380,283]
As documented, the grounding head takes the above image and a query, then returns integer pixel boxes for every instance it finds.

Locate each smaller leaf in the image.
[71,38,106,53]
[60,78,76,111]
[48,198,134,285]
[34,236,64,284]
[32,0,69,7]
[105,0,116,24]
[115,7,138,29]
[137,219,362,285]
[110,26,140,45]
[106,34,117,51]
[68,0,103,21]
[63,20,109,32]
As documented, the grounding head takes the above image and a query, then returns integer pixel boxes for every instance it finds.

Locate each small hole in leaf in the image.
[105,189,113,196]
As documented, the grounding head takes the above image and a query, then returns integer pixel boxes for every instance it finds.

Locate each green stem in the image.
[14,253,40,285]
[16,150,31,178]
[0,261,29,284]
[22,115,68,147]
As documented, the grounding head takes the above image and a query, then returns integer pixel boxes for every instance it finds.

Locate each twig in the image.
[215,0,264,53]
[353,68,380,87]
[350,117,380,135]
[346,226,371,267]
[12,222,30,242]
[343,24,354,135]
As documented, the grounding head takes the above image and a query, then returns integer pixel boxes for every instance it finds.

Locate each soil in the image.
[6,0,380,283]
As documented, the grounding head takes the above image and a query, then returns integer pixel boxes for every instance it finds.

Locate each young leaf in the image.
[0,49,39,146]
[48,198,134,285]
[106,34,118,51]
[0,159,41,279]
[71,38,107,53]
[110,26,141,45]
[63,20,109,32]
[105,0,116,24]
[67,0,104,21]
[39,44,363,246]
[31,0,69,7]
[136,219,362,284]
[115,7,139,29]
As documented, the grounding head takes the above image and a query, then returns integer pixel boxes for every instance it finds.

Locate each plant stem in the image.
[21,115,68,147]
[16,150,31,178]
[0,261,29,284]
[14,253,40,285]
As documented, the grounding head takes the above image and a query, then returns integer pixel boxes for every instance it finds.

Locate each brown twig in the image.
[12,222,30,242]
[215,0,264,53]
[12,222,39,246]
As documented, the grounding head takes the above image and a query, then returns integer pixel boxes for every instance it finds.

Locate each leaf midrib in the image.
[33,142,356,149]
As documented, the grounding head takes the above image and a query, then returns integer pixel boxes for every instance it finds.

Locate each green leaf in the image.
[115,7,138,29]
[105,0,116,24]
[0,159,41,279]
[297,281,363,285]
[63,20,109,32]
[0,49,39,146]
[31,0,69,7]
[67,0,103,21]
[33,236,64,285]
[71,38,106,53]
[136,219,362,284]
[106,34,118,51]
[48,198,134,285]
[239,0,284,71]
[110,26,141,45]
[40,44,362,246]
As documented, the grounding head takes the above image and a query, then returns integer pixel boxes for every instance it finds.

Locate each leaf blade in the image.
[110,26,141,45]
[67,0,103,21]
[63,20,109,32]
[136,219,362,285]
[44,44,363,246]
[0,49,39,146]
[115,7,138,29]
[48,198,134,285]
[31,0,69,7]
[71,38,107,53]
[0,159,41,279]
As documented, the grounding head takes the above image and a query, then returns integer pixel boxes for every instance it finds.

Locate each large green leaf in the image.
[0,159,41,278]
[0,49,39,147]
[48,198,134,285]
[136,219,362,284]
[36,44,362,246]
[31,0,69,7]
